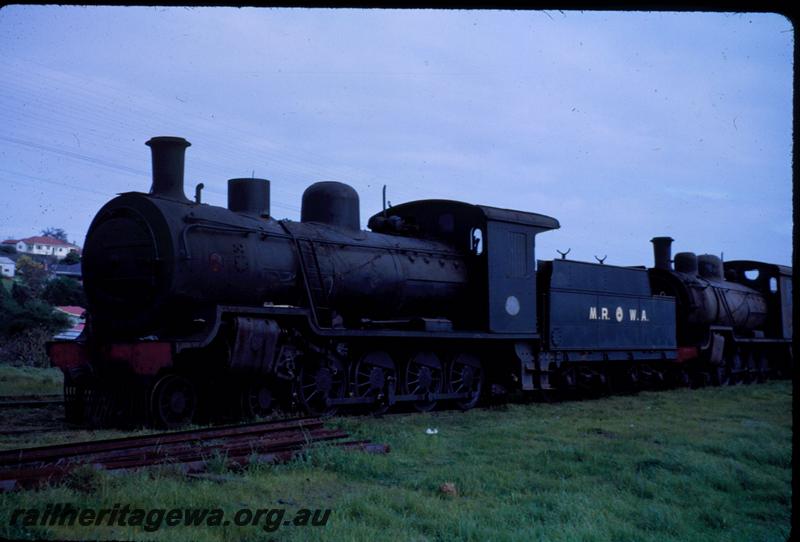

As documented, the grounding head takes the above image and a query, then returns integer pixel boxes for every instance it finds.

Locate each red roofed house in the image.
[6,236,80,260]
[54,305,86,340]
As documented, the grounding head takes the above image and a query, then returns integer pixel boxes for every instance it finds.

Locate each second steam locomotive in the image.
[48,137,793,427]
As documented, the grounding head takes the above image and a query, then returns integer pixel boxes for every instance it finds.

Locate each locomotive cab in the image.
[723,261,792,340]
[369,201,559,333]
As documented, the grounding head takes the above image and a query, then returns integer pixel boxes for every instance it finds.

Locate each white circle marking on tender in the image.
[505,295,520,316]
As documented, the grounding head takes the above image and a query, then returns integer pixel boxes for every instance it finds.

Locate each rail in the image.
[0,417,388,492]
[0,395,63,409]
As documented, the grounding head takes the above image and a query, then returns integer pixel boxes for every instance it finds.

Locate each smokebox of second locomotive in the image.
[301,181,360,231]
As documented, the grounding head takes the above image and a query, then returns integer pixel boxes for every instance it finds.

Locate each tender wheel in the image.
[726,347,743,385]
[769,345,789,378]
[755,351,769,383]
[635,365,649,387]
[560,366,578,389]
[352,351,397,414]
[151,374,197,428]
[627,365,641,390]
[297,353,346,416]
[577,365,607,394]
[241,378,275,418]
[446,353,483,410]
[672,367,691,388]
[403,352,444,412]
[713,366,730,386]
[692,370,711,388]
[742,348,756,385]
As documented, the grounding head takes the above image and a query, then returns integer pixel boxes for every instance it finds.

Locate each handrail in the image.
[278,220,323,328]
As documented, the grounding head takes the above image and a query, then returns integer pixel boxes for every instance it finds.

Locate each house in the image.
[3,236,80,260]
[0,256,14,278]
[53,305,86,340]
[52,262,83,281]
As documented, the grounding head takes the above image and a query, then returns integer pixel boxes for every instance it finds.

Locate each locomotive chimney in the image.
[650,236,674,271]
[228,178,271,217]
[145,136,191,201]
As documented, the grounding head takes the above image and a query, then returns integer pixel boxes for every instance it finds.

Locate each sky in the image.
[0,7,793,267]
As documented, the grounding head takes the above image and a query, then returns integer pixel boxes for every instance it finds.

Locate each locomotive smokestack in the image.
[651,236,674,270]
[145,136,191,201]
[228,178,271,217]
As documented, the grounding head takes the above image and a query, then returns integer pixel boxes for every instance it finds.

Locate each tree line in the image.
[0,229,85,366]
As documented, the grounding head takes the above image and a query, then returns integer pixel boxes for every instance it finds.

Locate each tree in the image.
[42,277,86,307]
[14,255,48,298]
[41,227,69,242]
[0,296,70,336]
[62,251,81,265]
[0,279,71,367]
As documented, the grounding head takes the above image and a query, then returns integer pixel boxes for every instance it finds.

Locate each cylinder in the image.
[146,136,191,201]
[674,252,698,275]
[301,181,360,231]
[228,178,271,217]
[650,236,674,271]
[698,254,724,279]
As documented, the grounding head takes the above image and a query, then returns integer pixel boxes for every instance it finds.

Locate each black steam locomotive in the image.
[48,137,793,427]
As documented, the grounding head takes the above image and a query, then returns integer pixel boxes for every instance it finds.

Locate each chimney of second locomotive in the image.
[650,236,674,271]
[145,136,191,201]
[228,178,271,218]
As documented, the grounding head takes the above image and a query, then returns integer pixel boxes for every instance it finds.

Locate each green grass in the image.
[0,364,63,395]
[0,378,792,542]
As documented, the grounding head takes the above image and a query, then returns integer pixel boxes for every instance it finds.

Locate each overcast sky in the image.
[0,7,793,266]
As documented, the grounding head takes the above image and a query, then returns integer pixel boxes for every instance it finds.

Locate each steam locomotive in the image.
[48,137,793,427]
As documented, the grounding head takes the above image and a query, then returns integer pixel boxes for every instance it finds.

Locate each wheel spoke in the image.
[357,382,371,393]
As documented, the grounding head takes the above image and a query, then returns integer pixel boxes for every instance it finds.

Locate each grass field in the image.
[0,364,63,396]
[0,366,792,542]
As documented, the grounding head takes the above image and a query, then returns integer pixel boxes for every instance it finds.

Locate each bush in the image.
[11,281,36,306]
[41,277,86,307]
[0,286,70,366]
[0,297,69,336]
[62,251,81,265]
[13,255,48,297]
[0,327,58,367]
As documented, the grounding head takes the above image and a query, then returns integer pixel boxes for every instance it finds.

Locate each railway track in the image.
[0,395,63,409]
[0,416,388,492]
